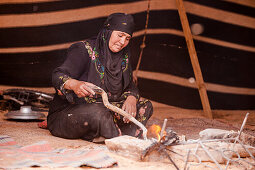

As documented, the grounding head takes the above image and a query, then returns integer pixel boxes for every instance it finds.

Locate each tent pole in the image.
[175,0,213,119]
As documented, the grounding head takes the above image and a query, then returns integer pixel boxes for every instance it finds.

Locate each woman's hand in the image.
[64,79,95,98]
[122,95,137,123]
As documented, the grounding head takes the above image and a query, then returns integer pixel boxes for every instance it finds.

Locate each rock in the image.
[105,135,155,161]
[199,128,238,140]
[105,136,178,163]
[199,128,255,147]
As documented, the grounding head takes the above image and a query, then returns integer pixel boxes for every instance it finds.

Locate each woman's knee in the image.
[141,100,153,117]
[48,110,90,139]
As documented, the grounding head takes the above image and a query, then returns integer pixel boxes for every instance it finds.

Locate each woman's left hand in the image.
[122,95,137,123]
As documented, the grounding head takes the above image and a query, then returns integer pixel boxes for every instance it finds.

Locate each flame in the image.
[149,124,162,141]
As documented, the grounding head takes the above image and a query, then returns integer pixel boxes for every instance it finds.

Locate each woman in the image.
[47,13,153,141]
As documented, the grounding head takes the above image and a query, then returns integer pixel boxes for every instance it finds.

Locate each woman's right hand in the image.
[64,79,95,98]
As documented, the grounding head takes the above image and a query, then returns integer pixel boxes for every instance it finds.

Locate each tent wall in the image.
[0,0,254,109]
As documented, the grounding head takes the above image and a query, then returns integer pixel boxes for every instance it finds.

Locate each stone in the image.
[105,135,155,161]
[199,128,255,147]
[199,128,238,140]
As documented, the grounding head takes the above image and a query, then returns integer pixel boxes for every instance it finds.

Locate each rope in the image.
[133,0,151,85]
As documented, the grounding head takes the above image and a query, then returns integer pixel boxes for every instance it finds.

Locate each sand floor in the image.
[0,85,255,169]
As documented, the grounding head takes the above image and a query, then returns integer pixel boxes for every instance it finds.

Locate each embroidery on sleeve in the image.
[84,41,105,79]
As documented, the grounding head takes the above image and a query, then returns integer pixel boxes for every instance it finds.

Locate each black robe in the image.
[47,40,153,141]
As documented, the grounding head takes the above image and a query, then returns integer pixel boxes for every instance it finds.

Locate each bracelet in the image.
[60,78,71,93]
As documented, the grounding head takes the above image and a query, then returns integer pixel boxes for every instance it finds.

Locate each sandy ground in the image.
[0,85,255,169]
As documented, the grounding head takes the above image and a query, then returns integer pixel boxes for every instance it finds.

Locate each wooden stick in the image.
[160,118,167,138]
[88,85,148,140]
[175,0,213,119]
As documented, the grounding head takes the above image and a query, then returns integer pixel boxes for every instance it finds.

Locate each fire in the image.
[149,124,162,141]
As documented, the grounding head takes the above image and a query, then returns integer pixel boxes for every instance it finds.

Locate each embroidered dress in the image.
[47,13,153,141]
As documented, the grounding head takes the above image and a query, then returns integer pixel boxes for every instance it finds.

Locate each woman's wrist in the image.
[63,78,75,90]
[122,91,140,102]
[126,95,136,101]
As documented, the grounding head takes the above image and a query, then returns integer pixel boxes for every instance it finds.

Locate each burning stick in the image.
[160,147,180,170]
[141,124,180,169]
[160,119,167,138]
[88,85,148,140]
[141,139,159,160]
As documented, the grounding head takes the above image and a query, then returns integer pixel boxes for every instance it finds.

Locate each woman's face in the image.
[109,31,131,53]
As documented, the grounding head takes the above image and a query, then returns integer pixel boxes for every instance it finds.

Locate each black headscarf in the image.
[88,13,135,99]
[104,13,135,36]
